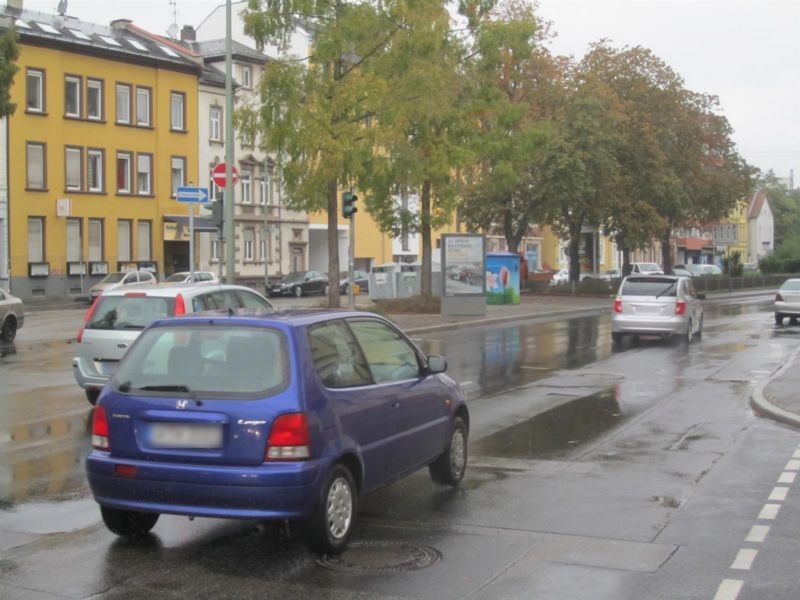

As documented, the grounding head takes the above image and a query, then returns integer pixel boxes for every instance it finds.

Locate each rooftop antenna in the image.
[167,0,178,38]
[57,0,68,16]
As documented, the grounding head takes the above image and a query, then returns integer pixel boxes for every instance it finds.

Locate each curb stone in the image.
[750,343,800,429]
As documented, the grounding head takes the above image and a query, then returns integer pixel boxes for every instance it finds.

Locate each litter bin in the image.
[397,263,421,298]
[369,263,398,300]
[486,252,521,305]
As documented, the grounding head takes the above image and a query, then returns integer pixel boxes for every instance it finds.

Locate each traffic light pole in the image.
[224,0,235,284]
[348,213,355,310]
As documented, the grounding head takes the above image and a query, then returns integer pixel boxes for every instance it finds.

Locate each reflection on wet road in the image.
[0,296,788,508]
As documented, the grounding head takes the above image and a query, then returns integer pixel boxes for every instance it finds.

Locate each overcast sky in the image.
[23,0,800,184]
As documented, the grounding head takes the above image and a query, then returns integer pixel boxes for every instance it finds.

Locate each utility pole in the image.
[224,0,235,283]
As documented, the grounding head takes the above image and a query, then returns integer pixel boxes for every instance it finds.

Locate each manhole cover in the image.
[317,540,441,573]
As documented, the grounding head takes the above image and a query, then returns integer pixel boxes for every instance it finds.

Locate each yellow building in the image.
[723,198,750,263]
[3,8,200,299]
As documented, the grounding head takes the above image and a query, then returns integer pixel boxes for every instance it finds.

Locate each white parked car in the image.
[89,271,158,300]
[630,262,664,275]
[775,278,800,326]
[0,288,24,343]
[550,269,569,285]
[163,271,219,284]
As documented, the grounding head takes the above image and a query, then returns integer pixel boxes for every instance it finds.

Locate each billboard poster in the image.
[486,254,521,305]
[442,234,485,297]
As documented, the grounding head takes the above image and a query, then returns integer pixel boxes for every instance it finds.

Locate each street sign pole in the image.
[176,186,210,282]
[348,213,355,310]
[224,0,235,284]
[189,202,194,282]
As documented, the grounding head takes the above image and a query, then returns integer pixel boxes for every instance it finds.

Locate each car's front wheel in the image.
[429,416,468,486]
[100,506,159,537]
[294,286,303,298]
[324,284,330,297]
[0,317,17,343]
[775,313,784,326]
[305,464,357,554]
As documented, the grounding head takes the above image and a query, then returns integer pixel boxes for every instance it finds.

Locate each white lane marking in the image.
[758,504,781,520]
[785,459,800,471]
[793,449,800,459]
[713,579,743,600]
[778,472,796,484]
[730,548,758,570]
[769,487,789,501]
[745,524,770,543]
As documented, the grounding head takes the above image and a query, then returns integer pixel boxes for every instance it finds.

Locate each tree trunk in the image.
[327,179,340,308]
[503,210,527,254]
[660,225,672,273]
[568,221,582,283]
[621,246,632,276]
[420,180,432,297]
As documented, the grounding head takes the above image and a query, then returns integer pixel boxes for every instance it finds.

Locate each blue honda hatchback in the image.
[86,309,468,553]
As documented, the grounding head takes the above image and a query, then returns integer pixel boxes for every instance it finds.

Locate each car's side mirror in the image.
[696,292,706,300]
[427,355,447,374]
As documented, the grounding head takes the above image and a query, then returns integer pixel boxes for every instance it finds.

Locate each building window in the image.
[293,228,303,241]
[170,91,185,130]
[117,220,132,262]
[65,146,82,191]
[116,83,131,124]
[209,106,222,141]
[136,86,151,126]
[26,68,44,113]
[241,65,252,88]
[116,152,131,193]
[137,154,152,195]
[244,228,255,260]
[171,156,186,196]
[28,217,44,262]
[87,79,102,120]
[211,239,220,261]
[87,149,104,192]
[241,171,252,203]
[64,75,81,117]
[88,219,103,262]
[66,218,81,262]
[260,235,269,260]
[26,142,46,190]
[137,221,151,260]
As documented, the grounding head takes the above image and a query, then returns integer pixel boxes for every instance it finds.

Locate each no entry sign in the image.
[212,162,240,187]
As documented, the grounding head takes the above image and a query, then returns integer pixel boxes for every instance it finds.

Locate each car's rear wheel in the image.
[791,317,798,326]
[696,315,704,340]
[775,313,784,326]
[294,286,303,298]
[85,388,100,405]
[305,464,357,554]
[683,319,693,344]
[324,284,330,297]
[0,317,17,343]
[611,332,624,345]
[429,416,468,486]
[100,506,159,537]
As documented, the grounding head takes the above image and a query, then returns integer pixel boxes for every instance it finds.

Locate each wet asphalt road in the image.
[2,295,800,599]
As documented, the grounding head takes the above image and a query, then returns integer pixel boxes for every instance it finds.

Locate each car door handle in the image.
[391,400,401,409]
[117,343,128,349]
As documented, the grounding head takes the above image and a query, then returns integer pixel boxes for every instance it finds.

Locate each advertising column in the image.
[441,234,486,316]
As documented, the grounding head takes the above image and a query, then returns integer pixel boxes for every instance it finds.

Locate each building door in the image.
[290,246,304,273]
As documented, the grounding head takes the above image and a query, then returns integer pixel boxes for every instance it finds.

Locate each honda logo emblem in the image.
[176,399,189,409]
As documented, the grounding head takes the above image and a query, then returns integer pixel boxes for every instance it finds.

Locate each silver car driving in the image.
[88,271,158,300]
[612,275,704,344]
[0,288,24,342]
[775,278,800,325]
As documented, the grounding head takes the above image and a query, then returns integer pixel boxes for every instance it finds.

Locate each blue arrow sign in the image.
[176,186,210,203]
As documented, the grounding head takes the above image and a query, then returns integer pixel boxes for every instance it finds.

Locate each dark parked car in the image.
[269,271,329,297]
[86,310,468,553]
[340,270,369,294]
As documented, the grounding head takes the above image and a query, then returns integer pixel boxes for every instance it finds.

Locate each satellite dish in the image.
[57,0,68,16]
[167,23,178,39]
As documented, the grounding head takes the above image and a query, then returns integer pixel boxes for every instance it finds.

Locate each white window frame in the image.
[66,218,81,262]
[137,154,151,195]
[88,219,103,262]
[209,106,221,141]
[87,149,103,192]
[65,75,81,118]
[87,79,102,121]
[26,68,44,113]
[241,171,252,204]
[244,228,254,260]
[117,220,131,262]
[117,152,131,193]
[26,143,45,189]
[171,156,186,196]
[116,83,131,124]
[137,221,151,260]
[136,87,151,126]
[211,239,220,261]
[28,217,44,262]
[241,65,252,88]
[65,147,82,191]
[170,92,184,130]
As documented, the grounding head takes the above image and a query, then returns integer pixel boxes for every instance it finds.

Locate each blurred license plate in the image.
[149,423,222,449]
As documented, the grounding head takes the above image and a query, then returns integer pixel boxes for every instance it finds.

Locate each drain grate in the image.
[317,540,441,574]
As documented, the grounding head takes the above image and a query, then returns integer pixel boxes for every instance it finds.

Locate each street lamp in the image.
[263,158,276,296]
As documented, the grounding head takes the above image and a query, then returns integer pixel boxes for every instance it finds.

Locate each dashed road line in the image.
[730,549,758,570]
[785,459,800,471]
[713,579,744,600]
[768,486,789,501]
[777,472,796,484]
[745,525,769,544]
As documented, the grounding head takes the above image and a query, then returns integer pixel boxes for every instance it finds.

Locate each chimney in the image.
[7,0,23,10]
[110,19,132,30]
[180,25,195,42]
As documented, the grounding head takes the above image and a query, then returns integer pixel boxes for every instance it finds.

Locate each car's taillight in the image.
[776,293,784,302]
[77,297,100,343]
[614,298,622,313]
[175,293,186,316]
[266,413,310,460]
[675,300,686,315]
[92,406,110,450]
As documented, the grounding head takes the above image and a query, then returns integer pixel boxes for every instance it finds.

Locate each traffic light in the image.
[342,191,358,219]
[210,200,224,230]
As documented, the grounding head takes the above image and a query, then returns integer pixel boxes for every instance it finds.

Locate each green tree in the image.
[0,27,19,118]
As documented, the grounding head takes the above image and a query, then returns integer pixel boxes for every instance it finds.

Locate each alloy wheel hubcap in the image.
[450,430,465,476]
[327,477,353,539]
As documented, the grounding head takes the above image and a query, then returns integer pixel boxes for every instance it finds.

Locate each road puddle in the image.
[471,389,623,459]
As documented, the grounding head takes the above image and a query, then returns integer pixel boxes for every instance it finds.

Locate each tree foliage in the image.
[0,27,19,118]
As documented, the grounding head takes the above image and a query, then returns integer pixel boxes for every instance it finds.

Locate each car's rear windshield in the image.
[621,277,678,297]
[780,280,800,292]
[637,263,661,271]
[113,325,289,397]
[102,273,126,284]
[87,296,175,331]
[165,273,186,282]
